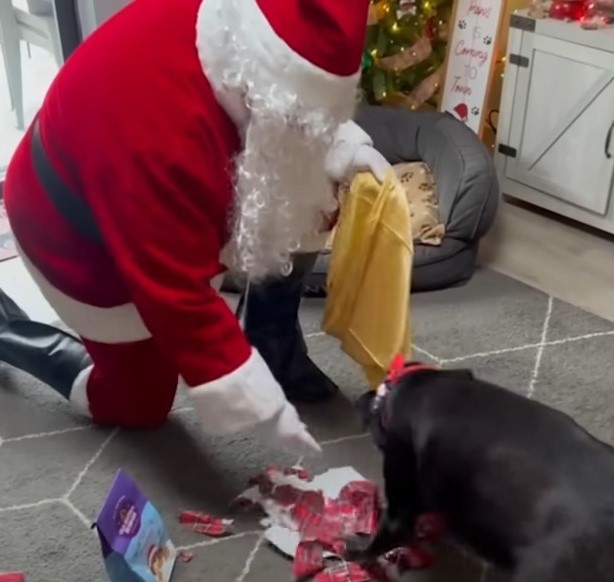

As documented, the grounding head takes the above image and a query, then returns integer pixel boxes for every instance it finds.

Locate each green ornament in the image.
[362,50,374,71]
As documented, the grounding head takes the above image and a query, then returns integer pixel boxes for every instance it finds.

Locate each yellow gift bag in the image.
[323,170,414,388]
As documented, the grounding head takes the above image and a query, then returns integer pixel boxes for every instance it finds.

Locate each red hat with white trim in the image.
[453,103,469,122]
[196,0,371,120]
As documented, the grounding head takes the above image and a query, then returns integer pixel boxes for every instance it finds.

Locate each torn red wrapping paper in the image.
[313,561,372,582]
[293,541,325,579]
[0,574,25,582]
[292,482,379,552]
[283,466,310,481]
[178,511,233,537]
[248,466,311,499]
[241,467,443,581]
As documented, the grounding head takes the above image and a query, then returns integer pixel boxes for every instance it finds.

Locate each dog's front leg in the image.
[346,436,422,562]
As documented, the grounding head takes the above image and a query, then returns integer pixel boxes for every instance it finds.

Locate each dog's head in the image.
[357,362,476,450]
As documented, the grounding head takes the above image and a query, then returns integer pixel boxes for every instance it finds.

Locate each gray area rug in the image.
[1,268,614,582]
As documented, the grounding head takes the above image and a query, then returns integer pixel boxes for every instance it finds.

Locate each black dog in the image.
[348,362,614,581]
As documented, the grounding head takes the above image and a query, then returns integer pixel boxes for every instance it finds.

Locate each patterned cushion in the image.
[325,162,445,252]
[393,162,445,246]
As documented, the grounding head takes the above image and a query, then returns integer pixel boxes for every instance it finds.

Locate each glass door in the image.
[0,0,127,180]
[0,0,71,177]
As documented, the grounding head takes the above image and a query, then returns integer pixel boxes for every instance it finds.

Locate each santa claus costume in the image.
[4,0,390,456]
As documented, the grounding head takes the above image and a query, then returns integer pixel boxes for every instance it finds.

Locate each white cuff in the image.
[70,365,93,417]
[325,120,374,183]
[188,348,287,435]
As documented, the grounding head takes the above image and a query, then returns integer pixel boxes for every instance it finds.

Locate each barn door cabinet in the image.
[495,11,614,233]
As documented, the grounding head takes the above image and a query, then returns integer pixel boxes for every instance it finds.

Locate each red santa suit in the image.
[4,0,381,456]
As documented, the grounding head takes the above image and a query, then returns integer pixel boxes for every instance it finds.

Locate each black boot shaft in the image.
[0,290,90,399]
[243,253,338,403]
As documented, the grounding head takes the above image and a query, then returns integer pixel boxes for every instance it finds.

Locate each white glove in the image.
[325,120,392,184]
[348,144,391,183]
[189,348,321,457]
[254,402,322,457]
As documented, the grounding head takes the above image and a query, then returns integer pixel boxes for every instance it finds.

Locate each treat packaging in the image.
[95,470,177,582]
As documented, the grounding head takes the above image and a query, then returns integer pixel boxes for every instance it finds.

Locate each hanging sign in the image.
[439,0,505,136]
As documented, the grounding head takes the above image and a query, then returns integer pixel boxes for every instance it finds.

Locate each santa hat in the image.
[196,0,371,118]
[452,103,469,122]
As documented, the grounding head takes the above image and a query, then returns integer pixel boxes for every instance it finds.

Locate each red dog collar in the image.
[374,355,437,434]
[385,354,436,385]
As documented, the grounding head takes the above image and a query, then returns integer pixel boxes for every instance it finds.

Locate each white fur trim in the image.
[187,348,287,435]
[70,365,92,416]
[325,120,375,183]
[196,0,361,117]
[17,243,152,344]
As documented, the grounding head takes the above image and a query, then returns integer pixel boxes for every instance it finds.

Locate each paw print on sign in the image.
[471,106,480,116]
[458,19,467,29]
[483,36,492,45]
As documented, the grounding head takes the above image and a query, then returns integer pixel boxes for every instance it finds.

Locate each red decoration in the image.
[581,0,614,24]
[0,575,25,582]
[424,17,438,40]
[549,0,587,20]
[453,103,469,123]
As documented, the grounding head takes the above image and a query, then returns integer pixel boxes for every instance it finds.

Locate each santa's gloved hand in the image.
[254,402,322,457]
[325,120,392,184]
[348,144,391,183]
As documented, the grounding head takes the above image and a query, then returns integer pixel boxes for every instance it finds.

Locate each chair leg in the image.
[47,18,64,67]
[0,4,25,130]
[11,45,25,131]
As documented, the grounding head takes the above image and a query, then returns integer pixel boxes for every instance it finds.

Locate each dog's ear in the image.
[355,390,376,429]
[444,368,475,380]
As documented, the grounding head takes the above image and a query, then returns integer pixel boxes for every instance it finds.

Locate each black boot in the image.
[0,289,91,399]
[243,253,338,403]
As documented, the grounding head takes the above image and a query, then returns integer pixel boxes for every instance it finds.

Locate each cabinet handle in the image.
[606,121,614,159]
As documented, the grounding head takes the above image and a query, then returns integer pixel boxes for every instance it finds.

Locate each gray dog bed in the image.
[223,104,500,296]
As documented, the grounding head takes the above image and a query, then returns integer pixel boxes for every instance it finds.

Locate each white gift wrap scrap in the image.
[240,467,366,558]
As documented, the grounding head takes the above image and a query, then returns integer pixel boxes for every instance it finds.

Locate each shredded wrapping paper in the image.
[178,511,233,537]
[235,466,445,582]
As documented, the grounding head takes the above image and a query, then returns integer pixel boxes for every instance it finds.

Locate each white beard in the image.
[228,111,339,281]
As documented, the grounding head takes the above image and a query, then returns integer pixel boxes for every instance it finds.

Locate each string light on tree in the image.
[361,0,453,109]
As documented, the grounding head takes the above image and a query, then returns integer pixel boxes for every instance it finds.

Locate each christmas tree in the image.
[362,0,454,110]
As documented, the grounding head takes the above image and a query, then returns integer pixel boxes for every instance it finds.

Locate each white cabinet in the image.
[496,12,614,233]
